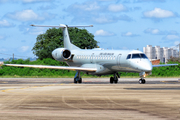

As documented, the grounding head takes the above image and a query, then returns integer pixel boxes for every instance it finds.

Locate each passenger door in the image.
[90,53,94,63]
[117,54,122,69]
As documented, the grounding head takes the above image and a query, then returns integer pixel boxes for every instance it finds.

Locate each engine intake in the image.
[62,49,71,60]
[52,48,71,61]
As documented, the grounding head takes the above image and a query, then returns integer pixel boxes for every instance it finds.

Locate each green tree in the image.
[32,27,98,59]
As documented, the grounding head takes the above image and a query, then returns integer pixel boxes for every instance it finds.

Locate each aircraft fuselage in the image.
[52,48,152,75]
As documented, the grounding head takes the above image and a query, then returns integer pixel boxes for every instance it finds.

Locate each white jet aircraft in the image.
[4,24,178,84]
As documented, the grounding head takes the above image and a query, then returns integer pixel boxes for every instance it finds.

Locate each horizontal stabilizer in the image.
[30,24,93,28]
[153,64,178,67]
[4,64,97,72]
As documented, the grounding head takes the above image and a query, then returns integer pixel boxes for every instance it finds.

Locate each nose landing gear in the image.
[139,78,146,84]
[139,72,147,84]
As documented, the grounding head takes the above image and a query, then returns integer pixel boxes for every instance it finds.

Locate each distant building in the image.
[143,45,179,63]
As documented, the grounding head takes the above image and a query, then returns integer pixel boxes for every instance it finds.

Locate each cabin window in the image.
[126,54,131,59]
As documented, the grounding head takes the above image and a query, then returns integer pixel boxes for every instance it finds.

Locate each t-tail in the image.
[30,24,93,50]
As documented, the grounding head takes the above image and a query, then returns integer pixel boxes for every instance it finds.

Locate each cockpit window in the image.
[140,54,148,59]
[126,54,131,59]
[132,54,141,59]
[132,53,148,59]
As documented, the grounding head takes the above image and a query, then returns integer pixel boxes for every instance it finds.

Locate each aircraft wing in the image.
[152,64,178,67]
[4,64,97,72]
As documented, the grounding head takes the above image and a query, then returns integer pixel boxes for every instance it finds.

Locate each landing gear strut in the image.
[74,71,82,84]
[110,73,120,84]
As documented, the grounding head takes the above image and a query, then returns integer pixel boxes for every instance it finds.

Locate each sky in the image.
[0,0,180,59]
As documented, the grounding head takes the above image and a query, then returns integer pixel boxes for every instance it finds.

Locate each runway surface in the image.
[0,78,180,120]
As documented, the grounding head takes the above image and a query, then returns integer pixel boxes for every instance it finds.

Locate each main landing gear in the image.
[74,71,82,83]
[110,73,120,84]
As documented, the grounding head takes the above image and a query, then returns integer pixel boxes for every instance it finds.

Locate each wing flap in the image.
[153,64,178,67]
[4,64,97,72]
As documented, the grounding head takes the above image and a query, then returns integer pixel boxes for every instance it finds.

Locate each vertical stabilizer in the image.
[61,24,80,50]
[30,24,93,50]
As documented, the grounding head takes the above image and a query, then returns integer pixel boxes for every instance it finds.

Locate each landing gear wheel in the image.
[78,78,82,83]
[139,79,143,84]
[114,80,118,84]
[110,77,114,84]
[74,78,78,83]
[139,79,146,84]
[74,77,82,84]
[142,79,146,84]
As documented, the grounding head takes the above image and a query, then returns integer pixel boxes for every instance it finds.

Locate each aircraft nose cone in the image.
[145,64,153,71]
[142,62,152,72]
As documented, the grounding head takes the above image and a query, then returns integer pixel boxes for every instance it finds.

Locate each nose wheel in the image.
[139,79,146,84]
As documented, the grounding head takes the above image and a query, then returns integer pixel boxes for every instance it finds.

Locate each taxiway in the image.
[0,78,180,120]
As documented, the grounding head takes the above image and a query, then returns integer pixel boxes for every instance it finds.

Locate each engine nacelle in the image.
[52,48,71,61]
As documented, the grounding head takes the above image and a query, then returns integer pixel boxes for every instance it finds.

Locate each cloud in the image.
[0,19,14,27]
[95,30,115,36]
[39,4,57,10]
[69,1,100,11]
[0,0,54,3]
[134,0,166,2]
[0,0,8,3]
[121,32,139,37]
[92,14,132,24]
[65,1,133,24]
[6,9,55,22]
[108,4,127,12]
[174,41,180,45]
[20,46,29,52]
[97,0,114,1]
[6,10,43,21]
[144,28,168,35]
[0,48,7,52]
[143,8,175,19]
[92,15,116,24]
[120,0,166,3]
[163,35,180,40]
[144,28,180,41]
[0,35,5,40]
[21,0,53,3]
[28,27,46,35]
[144,28,180,36]
[119,14,133,21]
[0,35,6,40]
